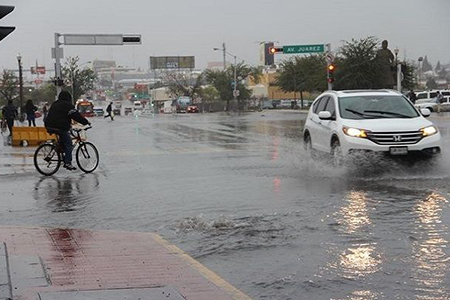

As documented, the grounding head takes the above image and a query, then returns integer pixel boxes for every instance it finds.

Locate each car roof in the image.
[324,89,403,98]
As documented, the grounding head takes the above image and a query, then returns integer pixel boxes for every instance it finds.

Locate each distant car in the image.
[124,107,133,116]
[414,99,437,112]
[133,101,143,111]
[186,105,199,113]
[93,107,104,117]
[262,100,274,109]
[303,90,441,163]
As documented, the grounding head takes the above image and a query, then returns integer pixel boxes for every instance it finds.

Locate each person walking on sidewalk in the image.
[25,99,38,127]
[104,102,114,121]
[435,91,444,113]
[42,102,49,122]
[45,91,90,171]
[2,100,18,136]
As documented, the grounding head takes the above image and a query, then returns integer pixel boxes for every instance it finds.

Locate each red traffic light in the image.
[269,47,283,54]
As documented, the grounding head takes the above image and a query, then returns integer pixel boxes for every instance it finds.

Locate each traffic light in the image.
[0,5,15,43]
[269,46,283,54]
[327,64,335,83]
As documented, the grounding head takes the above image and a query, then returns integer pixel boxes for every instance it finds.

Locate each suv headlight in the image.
[343,127,368,138]
[420,126,438,136]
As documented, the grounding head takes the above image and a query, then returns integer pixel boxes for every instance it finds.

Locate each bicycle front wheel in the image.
[76,142,99,173]
[34,143,61,176]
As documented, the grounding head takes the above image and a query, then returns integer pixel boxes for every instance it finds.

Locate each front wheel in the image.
[331,139,344,166]
[34,143,61,176]
[76,142,99,173]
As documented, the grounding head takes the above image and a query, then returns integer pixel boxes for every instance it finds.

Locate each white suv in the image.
[303,90,441,162]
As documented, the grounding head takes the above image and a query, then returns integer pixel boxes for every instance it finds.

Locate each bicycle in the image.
[33,126,99,176]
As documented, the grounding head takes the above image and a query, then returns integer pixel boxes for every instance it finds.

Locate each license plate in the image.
[390,146,408,155]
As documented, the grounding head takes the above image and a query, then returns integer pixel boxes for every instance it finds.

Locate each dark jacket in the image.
[106,103,112,113]
[2,104,18,120]
[45,100,89,131]
[25,104,37,118]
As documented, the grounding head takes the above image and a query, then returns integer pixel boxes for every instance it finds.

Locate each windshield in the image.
[338,95,419,119]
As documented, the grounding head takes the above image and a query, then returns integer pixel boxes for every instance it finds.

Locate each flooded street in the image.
[1,111,450,299]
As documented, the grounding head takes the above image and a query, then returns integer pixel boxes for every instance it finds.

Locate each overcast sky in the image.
[1,0,449,73]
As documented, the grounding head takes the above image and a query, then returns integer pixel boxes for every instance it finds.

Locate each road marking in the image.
[152,233,252,300]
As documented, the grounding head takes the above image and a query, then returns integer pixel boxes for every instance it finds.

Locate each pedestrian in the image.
[435,91,444,113]
[25,99,38,127]
[409,90,417,104]
[1,100,18,137]
[42,102,49,122]
[104,102,114,120]
[45,91,90,171]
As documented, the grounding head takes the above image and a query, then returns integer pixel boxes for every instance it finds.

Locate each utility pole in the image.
[16,54,23,116]
[233,55,237,103]
[222,42,226,70]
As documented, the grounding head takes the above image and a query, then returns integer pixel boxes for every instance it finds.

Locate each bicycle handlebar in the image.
[71,125,92,133]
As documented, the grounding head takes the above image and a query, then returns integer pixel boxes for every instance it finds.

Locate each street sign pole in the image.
[54,33,62,100]
[397,63,402,92]
[52,33,141,101]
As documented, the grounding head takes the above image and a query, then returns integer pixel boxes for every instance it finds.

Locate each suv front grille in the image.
[366,131,423,145]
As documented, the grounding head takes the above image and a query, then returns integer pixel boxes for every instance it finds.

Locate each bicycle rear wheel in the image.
[34,143,61,176]
[76,142,99,173]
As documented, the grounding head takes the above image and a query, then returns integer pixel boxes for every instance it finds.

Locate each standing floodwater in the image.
[1,111,450,299]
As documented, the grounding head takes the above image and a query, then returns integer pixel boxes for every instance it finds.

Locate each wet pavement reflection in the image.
[1,111,450,299]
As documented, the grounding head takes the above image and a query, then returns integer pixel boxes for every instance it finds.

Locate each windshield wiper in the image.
[345,108,376,119]
[363,110,412,118]
[345,108,364,116]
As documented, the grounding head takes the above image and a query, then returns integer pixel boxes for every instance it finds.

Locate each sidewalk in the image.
[0,226,251,300]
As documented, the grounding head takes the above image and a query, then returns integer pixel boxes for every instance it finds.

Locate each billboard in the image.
[31,66,45,74]
[150,56,195,70]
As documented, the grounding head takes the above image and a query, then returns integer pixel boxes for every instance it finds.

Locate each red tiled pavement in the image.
[0,226,251,300]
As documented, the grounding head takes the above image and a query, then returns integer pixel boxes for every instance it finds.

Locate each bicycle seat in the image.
[46,127,62,134]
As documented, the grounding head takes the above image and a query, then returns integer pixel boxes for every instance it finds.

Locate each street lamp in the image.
[16,53,23,118]
[418,56,424,86]
[213,42,226,70]
[394,47,399,64]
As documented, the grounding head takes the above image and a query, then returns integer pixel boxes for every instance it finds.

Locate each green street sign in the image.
[283,44,325,54]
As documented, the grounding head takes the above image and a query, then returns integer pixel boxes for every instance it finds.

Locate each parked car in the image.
[186,105,199,113]
[93,107,104,117]
[303,90,441,164]
[262,100,274,109]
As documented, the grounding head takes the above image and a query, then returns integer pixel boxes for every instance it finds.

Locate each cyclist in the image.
[44,91,91,171]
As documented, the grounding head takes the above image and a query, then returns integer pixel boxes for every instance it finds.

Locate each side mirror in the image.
[318,111,333,120]
[420,108,431,117]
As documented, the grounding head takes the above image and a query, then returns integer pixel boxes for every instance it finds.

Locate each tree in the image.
[401,61,417,91]
[204,63,262,111]
[62,56,97,101]
[426,78,438,90]
[421,56,433,72]
[275,55,327,102]
[164,72,203,100]
[435,60,442,72]
[30,83,56,104]
[0,70,18,106]
[333,37,386,90]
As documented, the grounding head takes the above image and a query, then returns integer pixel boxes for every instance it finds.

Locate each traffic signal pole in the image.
[326,43,333,90]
